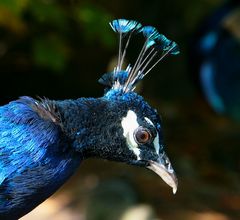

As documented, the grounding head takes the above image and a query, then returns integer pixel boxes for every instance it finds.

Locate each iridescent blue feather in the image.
[141,26,161,40]
[110,19,142,33]
[0,97,81,219]
[100,19,180,93]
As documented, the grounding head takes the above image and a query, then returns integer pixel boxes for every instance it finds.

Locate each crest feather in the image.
[99,19,180,95]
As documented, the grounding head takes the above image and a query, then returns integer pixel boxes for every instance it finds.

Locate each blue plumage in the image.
[190,0,240,120]
[0,19,179,219]
[0,97,81,219]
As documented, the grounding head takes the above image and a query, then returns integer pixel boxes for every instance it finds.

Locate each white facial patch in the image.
[145,117,160,155]
[121,110,141,159]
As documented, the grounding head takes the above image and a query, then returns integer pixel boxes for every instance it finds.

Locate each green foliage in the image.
[0,0,115,73]
[32,35,70,72]
[29,1,67,30]
[0,0,28,15]
[75,3,115,48]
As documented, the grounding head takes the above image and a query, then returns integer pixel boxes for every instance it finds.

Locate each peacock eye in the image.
[134,127,152,144]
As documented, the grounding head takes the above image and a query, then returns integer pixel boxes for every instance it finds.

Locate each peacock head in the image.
[76,19,179,194]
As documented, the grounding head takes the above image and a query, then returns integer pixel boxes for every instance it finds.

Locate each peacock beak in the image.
[147,152,178,194]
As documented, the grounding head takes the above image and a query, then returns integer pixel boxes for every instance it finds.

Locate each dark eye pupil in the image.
[138,131,149,141]
[135,127,151,144]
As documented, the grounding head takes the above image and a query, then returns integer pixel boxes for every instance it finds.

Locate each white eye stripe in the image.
[145,117,160,155]
[153,134,160,155]
[121,111,161,159]
[121,110,141,159]
[144,117,154,126]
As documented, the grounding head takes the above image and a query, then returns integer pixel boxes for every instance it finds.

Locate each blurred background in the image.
[0,0,240,219]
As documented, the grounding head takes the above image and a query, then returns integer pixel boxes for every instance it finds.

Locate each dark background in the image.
[0,0,239,219]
